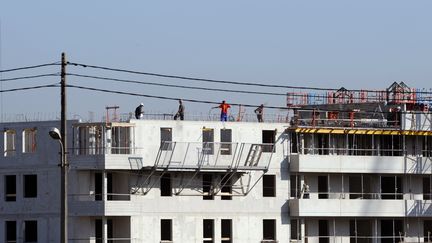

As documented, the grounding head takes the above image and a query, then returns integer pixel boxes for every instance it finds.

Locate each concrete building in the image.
[1,82,432,243]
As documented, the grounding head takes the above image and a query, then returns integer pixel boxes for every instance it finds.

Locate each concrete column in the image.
[103,217,108,243]
[301,218,306,243]
[103,171,108,201]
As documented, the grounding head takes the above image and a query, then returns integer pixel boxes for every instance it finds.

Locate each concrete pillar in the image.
[103,171,108,201]
[103,217,108,243]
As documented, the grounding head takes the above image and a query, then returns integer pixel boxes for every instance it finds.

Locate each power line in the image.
[0,73,59,82]
[67,61,432,94]
[67,84,285,109]
[67,73,286,96]
[67,73,432,103]
[0,62,59,73]
[0,83,59,93]
[66,61,344,92]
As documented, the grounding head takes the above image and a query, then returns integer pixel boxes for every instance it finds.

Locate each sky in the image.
[0,1,431,121]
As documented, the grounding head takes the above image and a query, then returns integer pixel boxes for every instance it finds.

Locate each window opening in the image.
[5,221,16,243]
[262,130,276,153]
[318,176,329,199]
[161,219,173,242]
[221,176,232,200]
[23,128,37,153]
[111,126,130,154]
[24,220,37,242]
[95,219,102,243]
[290,174,301,198]
[95,173,102,201]
[160,128,172,151]
[291,219,301,240]
[263,219,276,241]
[349,219,373,243]
[381,176,402,200]
[203,219,214,243]
[161,173,172,197]
[203,174,214,200]
[5,175,16,201]
[291,132,298,154]
[107,173,113,201]
[221,219,232,243]
[319,220,329,243]
[203,128,214,155]
[424,220,432,243]
[220,129,232,155]
[424,176,431,200]
[4,130,16,157]
[381,219,403,243]
[263,174,276,197]
[24,174,37,198]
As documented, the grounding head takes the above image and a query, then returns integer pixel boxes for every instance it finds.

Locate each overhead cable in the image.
[0,83,59,93]
[0,73,60,82]
[67,61,432,94]
[0,62,59,73]
[68,73,286,96]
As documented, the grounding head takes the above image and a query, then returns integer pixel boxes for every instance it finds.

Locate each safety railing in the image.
[297,147,405,156]
[291,192,405,200]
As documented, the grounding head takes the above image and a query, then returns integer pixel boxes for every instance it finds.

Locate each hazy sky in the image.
[1,1,431,121]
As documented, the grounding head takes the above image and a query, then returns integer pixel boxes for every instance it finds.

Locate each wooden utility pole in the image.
[60,52,68,243]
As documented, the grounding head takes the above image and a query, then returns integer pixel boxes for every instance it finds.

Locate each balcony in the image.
[290,154,432,174]
[289,199,432,217]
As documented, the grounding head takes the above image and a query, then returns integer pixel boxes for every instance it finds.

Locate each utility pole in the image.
[60,52,68,243]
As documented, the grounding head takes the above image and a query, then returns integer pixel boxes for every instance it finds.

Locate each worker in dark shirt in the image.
[255,104,264,122]
[135,103,144,119]
[174,99,185,120]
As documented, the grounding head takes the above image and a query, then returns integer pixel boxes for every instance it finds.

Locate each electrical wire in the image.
[67,73,432,103]
[0,83,59,93]
[67,61,432,94]
[0,73,59,82]
[0,62,59,73]
[67,84,428,116]
[67,84,276,108]
[67,73,286,96]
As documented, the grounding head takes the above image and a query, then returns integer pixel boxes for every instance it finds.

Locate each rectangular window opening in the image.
[95,173,102,201]
[221,176,232,200]
[318,176,329,199]
[203,128,214,155]
[291,219,301,240]
[262,130,276,153]
[161,173,172,197]
[161,219,173,242]
[24,220,37,243]
[24,174,37,198]
[23,128,37,153]
[318,220,329,243]
[5,175,16,202]
[160,128,173,151]
[203,219,214,243]
[221,219,232,243]
[263,174,276,197]
[95,219,102,243]
[4,130,16,157]
[263,219,276,240]
[220,129,232,155]
[6,221,17,243]
[203,174,214,200]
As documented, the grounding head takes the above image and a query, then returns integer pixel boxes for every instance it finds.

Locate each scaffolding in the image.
[132,141,274,196]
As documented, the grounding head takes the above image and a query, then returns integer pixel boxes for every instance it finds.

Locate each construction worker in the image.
[135,103,144,119]
[254,104,264,122]
[174,99,185,120]
[214,100,231,121]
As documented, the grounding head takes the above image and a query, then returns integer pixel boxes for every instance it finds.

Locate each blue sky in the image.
[0,1,431,120]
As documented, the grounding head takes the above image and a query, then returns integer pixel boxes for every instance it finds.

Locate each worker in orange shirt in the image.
[214,100,231,121]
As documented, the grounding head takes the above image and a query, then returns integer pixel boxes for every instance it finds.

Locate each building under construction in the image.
[1,82,432,242]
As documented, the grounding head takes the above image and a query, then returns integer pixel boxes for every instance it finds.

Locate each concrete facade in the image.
[1,113,432,243]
